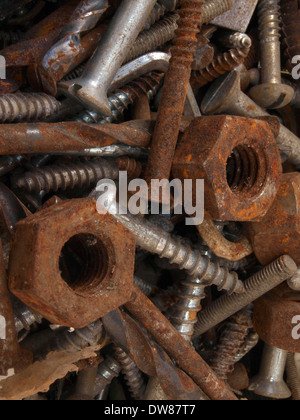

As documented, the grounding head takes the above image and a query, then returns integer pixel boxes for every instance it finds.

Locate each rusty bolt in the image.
[173,115,282,221]
[8,198,136,328]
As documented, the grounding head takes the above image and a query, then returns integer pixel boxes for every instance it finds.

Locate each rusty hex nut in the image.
[247,172,300,265]
[253,286,300,353]
[172,115,282,221]
[8,198,136,328]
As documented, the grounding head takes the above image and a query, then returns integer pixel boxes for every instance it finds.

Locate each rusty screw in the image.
[145,0,205,186]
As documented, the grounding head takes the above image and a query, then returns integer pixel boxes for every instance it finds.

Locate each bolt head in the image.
[249,83,295,110]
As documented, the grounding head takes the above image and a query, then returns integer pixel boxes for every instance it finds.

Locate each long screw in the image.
[201,70,300,167]
[97,195,244,294]
[192,47,250,89]
[74,72,163,124]
[144,0,205,185]
[0,92,61,123]
[193,255,297,337]
[114,345,146,400]
[249,0,294,109]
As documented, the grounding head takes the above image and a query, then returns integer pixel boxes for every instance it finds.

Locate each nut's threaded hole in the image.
[226,145,265,197]
[59,233,109,294]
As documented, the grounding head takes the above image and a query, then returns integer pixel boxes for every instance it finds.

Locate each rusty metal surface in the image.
[211,0,258,33]
[253,284,300,353]
[125,285,238,401]
[281,0,300,72]
[8,198,136,328]
[173,115,282,221]
[247,172,300,265]
[145,0,205,186]
[0,240,32,377]
[0,121,153,155]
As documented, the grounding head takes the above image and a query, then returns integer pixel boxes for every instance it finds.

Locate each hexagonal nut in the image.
[8,198,136,328]
[172,115,282,221]
[253,288,300,353]
[247,172,300,265]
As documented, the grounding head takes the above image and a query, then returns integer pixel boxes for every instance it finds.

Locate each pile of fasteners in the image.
[0,0,299,401]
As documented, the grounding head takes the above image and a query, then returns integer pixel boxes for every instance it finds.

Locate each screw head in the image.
[249,83,295,110]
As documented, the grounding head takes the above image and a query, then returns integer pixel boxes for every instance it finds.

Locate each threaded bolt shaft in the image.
[74,72,163,124]
[193,255,297,337]
[134,275,156,296]
[13,300,43,334]
[102,201,244,295]
[192,48,250,88]
[168,276,206,342]
[0,92,61,123]
[94,356,122,396]
[286,353,300,400]
[218,32,252,49]
[144,2,168,30]
[114,345,146,400]
[115,157,143,179]
[13,158,119,195]
[50,320,104,353]
[209,308,253,380]
[257,0,282,85]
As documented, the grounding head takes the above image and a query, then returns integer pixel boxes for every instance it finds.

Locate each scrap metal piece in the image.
[211,0,258,33]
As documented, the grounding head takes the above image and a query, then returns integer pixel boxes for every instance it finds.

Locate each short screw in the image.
[201,70,300,167]
[193,255,297,337]
[167,275,206,342]
[249,0,294,109]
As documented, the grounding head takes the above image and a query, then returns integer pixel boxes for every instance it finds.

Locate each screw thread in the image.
[134,275,155,296]
[168,276,206,341]
[127,13,179,63]
[0,92,61,123]
[286,353,300,401]
[115,157,143,179]
[192,48,250,88]
[51,320,103,353]
[193,255,297,338]
[258,0,281,43]
[225,32,253,49]
[171,0,205,66]
[13,301,43,334]
[75,72,163,124]
[114,345,146,400]
[94,356,121,394]
[210,309,253,380]
[144,2,168,30]
[202,0,233,23]
[14,158,119,194]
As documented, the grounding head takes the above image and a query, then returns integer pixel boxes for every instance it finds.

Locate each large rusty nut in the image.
[253,287,300,353]
[172,115,282,221]
[8,198,136,328]
[247,172,300,265]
